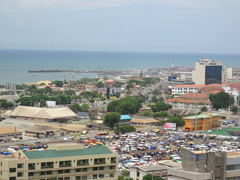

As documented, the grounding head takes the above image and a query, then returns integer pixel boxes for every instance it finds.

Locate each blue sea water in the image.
[0,49,239,84]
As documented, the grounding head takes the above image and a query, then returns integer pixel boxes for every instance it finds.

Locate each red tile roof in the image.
[164,98,211,105]
[209,90,222,94]
[200,85,224,92]
[172,84,205,88]
[227,83,240,89]
[180,93,208,100]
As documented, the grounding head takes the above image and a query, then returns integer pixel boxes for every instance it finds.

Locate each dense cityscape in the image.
[0,59,240,180]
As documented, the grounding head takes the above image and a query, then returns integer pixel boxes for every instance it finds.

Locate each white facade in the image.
[170,85,204,95]
[227,68,233,79]
[192,59,223,85]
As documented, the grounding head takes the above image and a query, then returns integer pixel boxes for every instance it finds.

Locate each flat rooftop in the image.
[23,146,112,159]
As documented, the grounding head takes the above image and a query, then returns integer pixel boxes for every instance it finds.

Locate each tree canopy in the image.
[103,112,120,129]
[107,97,142,114]
[148,101,172,112]
[209,92,234,110]
[143,174,164,180]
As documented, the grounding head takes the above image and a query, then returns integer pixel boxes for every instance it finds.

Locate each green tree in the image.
[116,92,121,98]
[152,89,161,98]
[126,83,133,91]
[96,81,104,88]
[143,174,164,180]
[68,103,82,113]
[231,105,239,114]
[0,99,14,108]
[167,116,185,127]
[151,96,158,103]
[141,111,151,117]
[209,92,233,110]
[118,125,136,133]
[64,90,75,96]
[148,101,172,112]
[153,112,169,117]
[107,100,119,112]
[103,112,120,129]
[45,86,53,95]
[81,104,90,112]
[52,80,64,87]
[200,106,208,112]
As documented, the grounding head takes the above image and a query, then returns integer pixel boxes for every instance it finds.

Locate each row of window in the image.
[27,158,116,170]
[9,173,115,180]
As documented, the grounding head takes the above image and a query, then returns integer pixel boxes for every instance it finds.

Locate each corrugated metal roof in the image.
[23,146,112,159]
[10,106,77,119]
[120,115,132,120]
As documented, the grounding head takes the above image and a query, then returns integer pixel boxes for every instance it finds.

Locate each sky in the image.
[0,0,240,54]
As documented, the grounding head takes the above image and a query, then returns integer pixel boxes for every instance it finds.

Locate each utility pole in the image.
[238,95,239,127]
[195,91,198,132]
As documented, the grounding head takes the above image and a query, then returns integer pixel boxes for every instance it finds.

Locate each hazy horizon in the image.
[0,0,239,54]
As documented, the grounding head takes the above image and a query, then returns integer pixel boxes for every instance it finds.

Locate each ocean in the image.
[0,49,239,84]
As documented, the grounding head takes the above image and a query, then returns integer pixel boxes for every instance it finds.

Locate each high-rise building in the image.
[192,59,223,85]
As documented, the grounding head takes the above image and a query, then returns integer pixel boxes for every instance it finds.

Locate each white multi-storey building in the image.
[169,85,205,95]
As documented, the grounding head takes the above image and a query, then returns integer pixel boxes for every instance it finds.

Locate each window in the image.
[10,168,16,173]
[99,174,104,179]
[64,169,70,173]
[28,163,35,170]
[41,162,54,169]
[110,166,115,170]
[40,171,46,175]
[93,167,98,171]
[59,161,71,167]
[110,173,114,178]
[94,158,106,165]
[93,175,98,179]
[76,176,81,180]
[82,176,87,180]
[58,170,64,174]
[76,168,81,172]
[46,171,52,175]
[9,177,16,180]
[77,159,89,166]
[17,172,23,177]
[28,172,34,177]
[99,167,104,171]
[64,178,70,180]
[17,164,23,168]
[82,168,87,172]
[111,157,116,163]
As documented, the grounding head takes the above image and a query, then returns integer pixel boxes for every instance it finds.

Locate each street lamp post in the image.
[238,95,239,127]
[195,91,198,132]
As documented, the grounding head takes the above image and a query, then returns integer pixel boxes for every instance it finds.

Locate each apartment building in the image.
[168,148,240,180]
[183,113,221,132]
[0,144,118,180]
[169,85,205,95]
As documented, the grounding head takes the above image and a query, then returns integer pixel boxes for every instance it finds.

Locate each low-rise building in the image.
[118,115,132,126]
[183,113,221,132]
[131,116,158,126]
[169,85,205,95]
[130,165,168,180]
[0,127,22,141]
[0,144,118,180]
